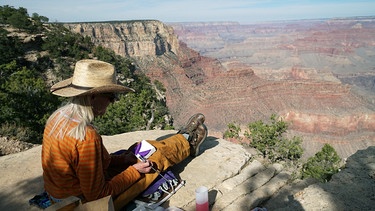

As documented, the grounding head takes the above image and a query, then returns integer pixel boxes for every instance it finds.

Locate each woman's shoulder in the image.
[86,124,101,140]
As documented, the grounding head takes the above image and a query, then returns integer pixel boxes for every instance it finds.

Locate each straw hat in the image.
[50,59,134,97]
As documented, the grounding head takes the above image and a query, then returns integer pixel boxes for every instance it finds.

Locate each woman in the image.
[42,59,207,210]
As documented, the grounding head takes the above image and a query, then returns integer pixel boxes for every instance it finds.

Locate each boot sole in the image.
[193,124,208,157]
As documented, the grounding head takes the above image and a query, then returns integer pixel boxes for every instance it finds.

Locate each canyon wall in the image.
[65,21,179,57]
[64,18,375,158]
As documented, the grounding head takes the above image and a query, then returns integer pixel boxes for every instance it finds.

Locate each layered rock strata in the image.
[64,19,375,158]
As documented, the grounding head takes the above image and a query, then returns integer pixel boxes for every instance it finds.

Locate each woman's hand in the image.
[132,160,153,174]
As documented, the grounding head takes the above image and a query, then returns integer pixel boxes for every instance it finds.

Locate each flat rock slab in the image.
[0,130,251,211]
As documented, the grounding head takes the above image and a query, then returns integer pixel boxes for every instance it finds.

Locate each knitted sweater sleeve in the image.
[76,127,141,201]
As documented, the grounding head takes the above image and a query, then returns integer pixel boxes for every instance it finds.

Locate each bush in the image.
[42,25,93,61]
[223,122,241,139]
[0,64,61,143]
[302,144,341,182]
[93,74,171,135]
[0,6,46,33]
[244,114,303,162]
[0,29,23,64]
[275,136,304,161]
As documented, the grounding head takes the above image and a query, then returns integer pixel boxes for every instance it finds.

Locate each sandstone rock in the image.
[0,130,249,210]
[0,131,374,211]
[264,146,375,211]
[64,21,179,57]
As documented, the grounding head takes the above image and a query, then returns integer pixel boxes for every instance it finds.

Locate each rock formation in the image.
[1,130,374,210]
[63,18,375,159]
[65,21,179,57]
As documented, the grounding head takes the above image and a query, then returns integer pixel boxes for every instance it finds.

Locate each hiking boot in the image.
[177,113,205,135]
[177,113,207,157]
[189,123,208,157]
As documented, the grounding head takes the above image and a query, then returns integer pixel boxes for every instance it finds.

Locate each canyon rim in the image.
[64,17,375,159]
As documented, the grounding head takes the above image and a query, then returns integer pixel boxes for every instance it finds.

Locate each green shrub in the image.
[0,29,23,64]
[244,114,303,162]
[94,81,170,135]
[223,122,241,139]
[0,64,61,143]
[0,6,46,33]
[42,25,93,61]
[302,144,341,182]
[274,136,304,161]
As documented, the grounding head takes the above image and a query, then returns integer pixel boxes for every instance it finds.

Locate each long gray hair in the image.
[47,95,94,141]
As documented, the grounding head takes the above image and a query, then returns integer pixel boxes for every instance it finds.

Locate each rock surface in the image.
[64,21,180,57]
[264,146,375,211]
[0,137,36,156]
[0,130,374,210]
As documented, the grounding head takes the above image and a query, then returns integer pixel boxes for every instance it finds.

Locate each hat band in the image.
[51,82,93,93]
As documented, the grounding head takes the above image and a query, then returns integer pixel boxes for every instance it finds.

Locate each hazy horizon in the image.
[2,0,374,24]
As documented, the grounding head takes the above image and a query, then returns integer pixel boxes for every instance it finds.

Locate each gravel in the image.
[0,137,38,156]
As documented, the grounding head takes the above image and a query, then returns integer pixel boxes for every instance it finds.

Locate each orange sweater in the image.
[42,117,141,201]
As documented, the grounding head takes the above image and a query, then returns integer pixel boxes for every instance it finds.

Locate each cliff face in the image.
[64,19,375,158]
[64,21,179,57]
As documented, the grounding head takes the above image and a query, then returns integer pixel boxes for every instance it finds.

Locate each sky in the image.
[2,0,375,24]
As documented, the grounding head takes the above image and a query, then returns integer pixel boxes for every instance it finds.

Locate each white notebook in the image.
[133,140,156,161]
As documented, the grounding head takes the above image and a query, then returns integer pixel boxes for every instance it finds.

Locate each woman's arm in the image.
[75,129,142,201]
[109,151,137,167]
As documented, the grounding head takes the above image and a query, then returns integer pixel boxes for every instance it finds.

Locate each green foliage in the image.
[244,114,303,162]
[0,5,47,33]
[302,144,341,182]
[94,46,117,63]
[31,12,49,32]
[245,114,286,156]
[276,136,304,161]
[0,6,172,144]
[0,29,23,64]
[223,122,241,139]
[94,80,170,135]
[42,25,93,61]
[154,80,166,93]
[0,63,61,143]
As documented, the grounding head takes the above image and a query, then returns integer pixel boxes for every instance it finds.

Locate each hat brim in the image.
[51,78,135,97]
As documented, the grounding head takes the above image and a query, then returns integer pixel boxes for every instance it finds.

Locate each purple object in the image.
[133,142,152,158]
[141,171,178,196]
